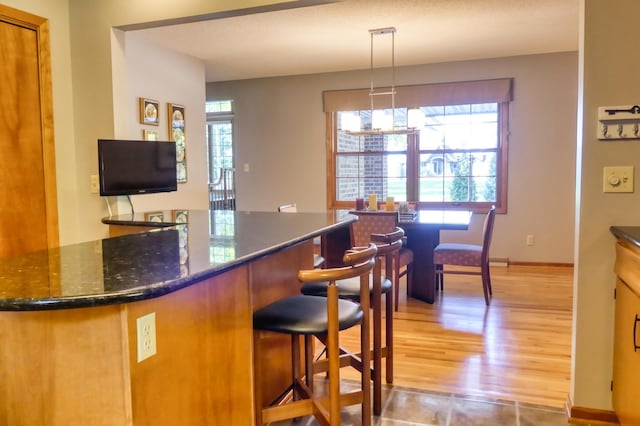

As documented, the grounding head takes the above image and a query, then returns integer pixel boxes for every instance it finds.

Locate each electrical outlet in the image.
[90,175,99,194]
[526,234,535,246]
[137,312,156,362]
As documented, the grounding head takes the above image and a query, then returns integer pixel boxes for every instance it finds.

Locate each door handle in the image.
[634,315,640,352]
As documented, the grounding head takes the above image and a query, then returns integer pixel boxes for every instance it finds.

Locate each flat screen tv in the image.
[98,139,177,196]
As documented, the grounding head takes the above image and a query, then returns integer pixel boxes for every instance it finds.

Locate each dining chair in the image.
[433,206,497,305]
[278,203,325,268]
[252,244,377,426]
[300,227,404,414]
[349,210,413,311]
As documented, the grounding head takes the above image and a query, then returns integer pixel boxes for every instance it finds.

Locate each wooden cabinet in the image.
[613,241,640,425]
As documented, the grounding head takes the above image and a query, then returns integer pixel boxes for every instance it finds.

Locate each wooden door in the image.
[0,5,58,256]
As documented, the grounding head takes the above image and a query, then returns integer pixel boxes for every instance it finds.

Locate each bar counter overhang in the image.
[0,210,355,425]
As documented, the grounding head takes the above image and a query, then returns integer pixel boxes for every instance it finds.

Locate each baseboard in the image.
[487,258,575,268]
[489,257,509,267]
[565,394,619,425]
[508,260,574,267]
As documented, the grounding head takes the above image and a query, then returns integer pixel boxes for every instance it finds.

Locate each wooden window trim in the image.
[326,100,510,214]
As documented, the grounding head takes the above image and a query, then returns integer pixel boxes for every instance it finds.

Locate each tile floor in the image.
[272,381,573,425]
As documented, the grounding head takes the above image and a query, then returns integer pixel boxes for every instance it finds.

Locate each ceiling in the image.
[133,0,579,83]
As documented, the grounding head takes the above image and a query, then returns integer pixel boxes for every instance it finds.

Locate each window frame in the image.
[326,101,509,214]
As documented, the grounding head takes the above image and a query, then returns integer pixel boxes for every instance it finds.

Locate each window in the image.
[206,100,235,210]
[325,79,511,212]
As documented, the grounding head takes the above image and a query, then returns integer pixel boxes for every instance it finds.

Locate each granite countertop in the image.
[610,226,640,248]
[0,210,354,311]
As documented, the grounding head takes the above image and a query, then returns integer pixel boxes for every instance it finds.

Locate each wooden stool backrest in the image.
[370,227,404,256]
[298,243,377,283]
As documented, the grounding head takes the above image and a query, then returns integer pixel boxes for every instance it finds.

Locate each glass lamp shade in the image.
[342,112,361,132]
[372,110,393,130]
[408,108,424,129]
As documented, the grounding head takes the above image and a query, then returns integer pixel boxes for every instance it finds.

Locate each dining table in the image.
[322,209,472,304]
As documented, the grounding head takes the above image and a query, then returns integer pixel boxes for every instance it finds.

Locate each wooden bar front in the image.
[0,239,314,425]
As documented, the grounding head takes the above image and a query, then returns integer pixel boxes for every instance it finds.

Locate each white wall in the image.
[572,0,640,411]
[114,32,209,213]
[56,0,290,244]
[207,52,578,264]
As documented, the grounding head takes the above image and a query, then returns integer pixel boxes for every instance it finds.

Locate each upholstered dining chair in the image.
[252,244,377,426]
[349,211,414,311]
[433,206,497,305]
[278,203,325,268]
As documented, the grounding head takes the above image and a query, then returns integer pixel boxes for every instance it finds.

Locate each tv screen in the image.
[98,139,177,196]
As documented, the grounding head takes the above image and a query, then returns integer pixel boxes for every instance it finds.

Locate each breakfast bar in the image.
[0,210,355,425]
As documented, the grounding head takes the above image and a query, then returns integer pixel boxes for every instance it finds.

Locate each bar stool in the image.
[300,228,404,415]
[252,243,377,426]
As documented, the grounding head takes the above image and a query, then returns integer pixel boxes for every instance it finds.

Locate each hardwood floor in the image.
[339,264,573,409]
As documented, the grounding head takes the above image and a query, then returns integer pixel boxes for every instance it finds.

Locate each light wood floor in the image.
[339,264,573,409]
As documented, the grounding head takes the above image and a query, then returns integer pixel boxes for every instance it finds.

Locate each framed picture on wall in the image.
[172,209,188,223]
[143,129,159,141]
[168,103,187,183]
[144,211,164,222]
[139,98,159,125]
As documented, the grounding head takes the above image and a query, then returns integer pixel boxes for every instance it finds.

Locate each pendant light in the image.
[345,27,419,136]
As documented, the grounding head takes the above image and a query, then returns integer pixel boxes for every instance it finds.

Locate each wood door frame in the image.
[0,4,59,248]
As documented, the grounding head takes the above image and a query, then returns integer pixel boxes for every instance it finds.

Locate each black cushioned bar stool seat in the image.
[253,295,363,335]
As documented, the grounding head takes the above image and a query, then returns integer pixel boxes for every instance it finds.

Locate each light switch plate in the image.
[603,166,634,193]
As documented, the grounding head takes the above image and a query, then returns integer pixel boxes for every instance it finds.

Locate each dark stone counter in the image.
[0,210,354,311]
[611,226,640,249]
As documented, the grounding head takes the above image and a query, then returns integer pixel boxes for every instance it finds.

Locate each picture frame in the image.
[144,211,164,223]
[143,129,159,141]
[139,98,159,125]
[172,209,188,224]
[168,103,187,183]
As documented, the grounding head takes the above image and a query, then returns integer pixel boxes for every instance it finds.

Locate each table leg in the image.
[402,226,440,304]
